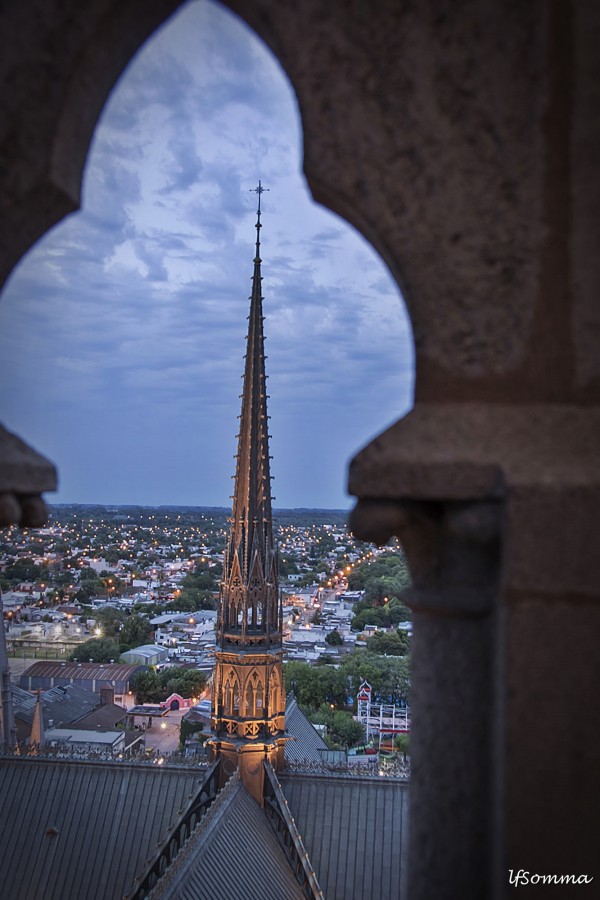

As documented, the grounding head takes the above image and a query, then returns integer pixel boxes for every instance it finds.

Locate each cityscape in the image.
[1,503,412,758]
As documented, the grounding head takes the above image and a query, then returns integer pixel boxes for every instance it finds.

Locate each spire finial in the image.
[250,181,269,215]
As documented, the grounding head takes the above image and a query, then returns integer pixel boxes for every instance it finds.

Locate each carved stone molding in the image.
[0,425,57,526]
[350,497,502,618]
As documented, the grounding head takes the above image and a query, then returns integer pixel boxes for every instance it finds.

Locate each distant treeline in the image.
[49,504,350,528]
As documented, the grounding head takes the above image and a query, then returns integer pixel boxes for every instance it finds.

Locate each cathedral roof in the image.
[148,772,304,900]
[0,757,205,900]
[284,693,329,763]
[279,773,409,900]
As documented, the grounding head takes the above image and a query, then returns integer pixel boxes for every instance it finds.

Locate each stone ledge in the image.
[0,424,57,526]
[348,403,600,500]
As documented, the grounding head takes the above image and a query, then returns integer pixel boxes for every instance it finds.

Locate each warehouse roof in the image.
[120,644,168,661]
[19,660,145,684]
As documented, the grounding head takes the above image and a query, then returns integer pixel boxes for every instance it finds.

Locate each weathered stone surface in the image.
[0,424,56,494]
[0,2,598,897]
[349,403,600,498]
[0,425,56,525]
[504,599,600,879]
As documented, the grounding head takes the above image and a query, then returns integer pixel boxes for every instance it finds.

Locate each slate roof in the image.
[0,757,205,900]
[73,702,128,730]
[12,684,102,741]
[279,773,409,900]
[12,683,98,723]
[284,694,329,763]
[149,773,304,900]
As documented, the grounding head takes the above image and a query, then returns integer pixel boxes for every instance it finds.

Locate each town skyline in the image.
[0,0,414,511]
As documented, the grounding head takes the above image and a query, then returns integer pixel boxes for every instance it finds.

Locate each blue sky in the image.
[0,0,414,510]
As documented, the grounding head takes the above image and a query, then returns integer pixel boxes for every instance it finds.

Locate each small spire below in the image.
[0,591,17,751]
[30,689,45,752]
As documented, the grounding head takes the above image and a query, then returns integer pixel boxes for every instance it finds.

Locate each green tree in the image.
[131,670,161,702]
[340,650,410,707]
[98,572,128,598]
[308,705,364,748]
[386,596,411,624]
[179,717,206,750]
[350,606,387,631]
[175,590,217,612]
[3,558,49,584]
[330,711,365,748]
[366,630,410,656]
[132,668,207,703]
[93,607,126,639]
[70,638,120,663]
[283,661,348,710]
[347,551,411,611]
[394,732,410,762]
[325,629,343,646]
[119,613,154,650]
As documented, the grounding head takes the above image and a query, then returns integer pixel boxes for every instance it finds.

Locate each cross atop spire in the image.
[250,180,269,215]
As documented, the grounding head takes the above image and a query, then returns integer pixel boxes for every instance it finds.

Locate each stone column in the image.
[351,494,502,899]
[349,403,600,898]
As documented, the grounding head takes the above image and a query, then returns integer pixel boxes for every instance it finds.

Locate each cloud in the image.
[0,0,414,509]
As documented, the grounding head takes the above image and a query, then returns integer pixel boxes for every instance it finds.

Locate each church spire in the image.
[30,690,45,751]
[210,186,287,802]
[218,181,280,649]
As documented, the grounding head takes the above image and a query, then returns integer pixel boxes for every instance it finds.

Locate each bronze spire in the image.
[217,181,280,649]
[210,185,287,800]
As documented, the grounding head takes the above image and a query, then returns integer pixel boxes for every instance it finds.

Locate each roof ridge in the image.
[146,770,241,900]
[264,763,324,899]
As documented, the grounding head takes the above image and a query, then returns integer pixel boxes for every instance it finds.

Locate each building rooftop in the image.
[19,660,144,683]
[149,773,305,900]
[44,727,124,746]
[0,757,206,900]
[279,773,409,900]
[120,644,168,661]
[284,694,329,764]
[12,683,100,729]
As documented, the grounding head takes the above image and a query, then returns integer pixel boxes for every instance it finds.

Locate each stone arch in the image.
[1,5,597,900]
[243,668,262,717]
[0,0,417,370]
